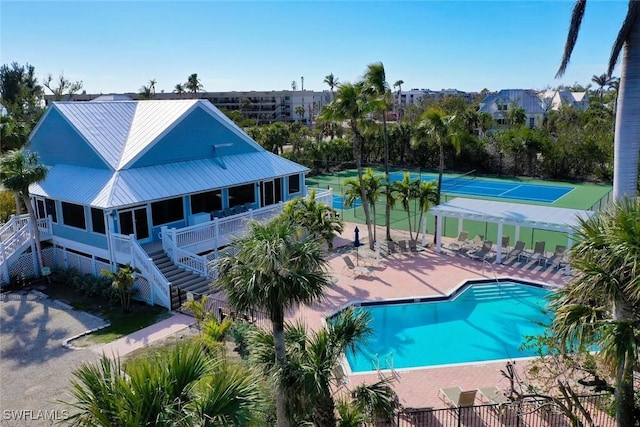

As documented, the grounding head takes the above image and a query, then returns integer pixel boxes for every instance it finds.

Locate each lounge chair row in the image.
[447,232,569,267]
[385,239,422,255]
[439,385,510,408]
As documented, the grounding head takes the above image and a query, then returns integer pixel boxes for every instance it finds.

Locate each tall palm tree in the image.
[173,83,186,98]
[138,85,152,99]
[364,62,394,242]
[413,108,460,206]
[186,73,204,98]
[68,343,264,426]
[215,217,332,427]
[393,79,404,120]
[324,73,339,97]
[0,150,48,277]
[343,169,383,244]
[321,82,378,250]
[148,78,156,96]
[591,73,614,100]
[549,199,640,427]
[249,308,399,427]
[414,180,438,242]
[556,0,640,200]
[281,188,344,250]
[390,172,419,241]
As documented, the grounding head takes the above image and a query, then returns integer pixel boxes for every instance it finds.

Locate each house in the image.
[478,89,546,128]
[1,99,328,308]
[539,89,588,111]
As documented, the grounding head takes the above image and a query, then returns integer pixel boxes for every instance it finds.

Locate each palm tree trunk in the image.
[22,192,44,277]
[14,193,23,215]
[613,300,635,427]
[351,121,375,250]
[312,392,337,427]
[612,18,640,201]
[272,318,291,427]
[383,114,392,242]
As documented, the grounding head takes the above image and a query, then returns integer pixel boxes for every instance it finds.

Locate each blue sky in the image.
[1,1,629,94]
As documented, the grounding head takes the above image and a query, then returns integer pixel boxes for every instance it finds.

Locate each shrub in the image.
[0,190,16,224]
[228,321,256,359]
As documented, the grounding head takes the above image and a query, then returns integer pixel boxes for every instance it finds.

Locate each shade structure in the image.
[431,198,595,266]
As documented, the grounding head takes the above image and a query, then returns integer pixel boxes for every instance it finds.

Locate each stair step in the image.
[164,270,193,282]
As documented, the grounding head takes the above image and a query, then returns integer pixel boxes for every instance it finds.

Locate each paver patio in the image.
[289,222,571,410]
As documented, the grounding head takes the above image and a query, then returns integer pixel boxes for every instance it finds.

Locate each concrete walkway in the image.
[94,312,194,359]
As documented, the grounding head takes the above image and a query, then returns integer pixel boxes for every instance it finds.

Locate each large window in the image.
[61,202,86,230]
[190,190,222,215]
[91,208,106,234]
[228,183,255,208]
[151,197,184,226]
[35,198,57,223]
[288,174,300,194]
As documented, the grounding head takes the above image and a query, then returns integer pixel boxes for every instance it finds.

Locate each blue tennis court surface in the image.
[388,172,573,203]
[333,195,362,210]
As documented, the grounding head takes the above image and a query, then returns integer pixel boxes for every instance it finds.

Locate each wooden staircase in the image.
[147,250,215,298]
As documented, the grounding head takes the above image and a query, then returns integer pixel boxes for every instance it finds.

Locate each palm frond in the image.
[608,0,640,76]
[556,0,587,78]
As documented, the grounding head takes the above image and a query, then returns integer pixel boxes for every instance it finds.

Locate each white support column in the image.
[515,226,520,243]
[496,223,504,264]
[435,214,443,253]
[564,233,574,275]
[457,218,463,235]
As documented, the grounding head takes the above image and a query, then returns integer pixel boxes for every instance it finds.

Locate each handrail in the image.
[130,238,171,308]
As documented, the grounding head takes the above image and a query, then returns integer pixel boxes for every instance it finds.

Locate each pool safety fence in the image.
[368,393,613,427]
[588,189,612,212]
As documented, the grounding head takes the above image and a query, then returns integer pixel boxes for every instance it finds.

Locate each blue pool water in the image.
[345,281,552,372]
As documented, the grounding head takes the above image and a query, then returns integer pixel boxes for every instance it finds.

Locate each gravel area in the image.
[0,293,106,426]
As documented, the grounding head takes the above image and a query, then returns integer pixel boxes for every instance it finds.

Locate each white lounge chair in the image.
[447,231,469,251]
[438,386,477,408]
[545,245,567,268]
[527,241,547,265]
[342,256,373,278]
[507,240,526,261]
[470,240,493,261]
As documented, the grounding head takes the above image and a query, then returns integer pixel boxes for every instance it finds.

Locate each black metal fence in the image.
[371,394,613,427]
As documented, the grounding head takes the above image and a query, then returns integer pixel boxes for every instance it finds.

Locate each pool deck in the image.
[289,222,571,410]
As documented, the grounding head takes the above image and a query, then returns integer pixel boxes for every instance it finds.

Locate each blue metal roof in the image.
[30,152,308,208]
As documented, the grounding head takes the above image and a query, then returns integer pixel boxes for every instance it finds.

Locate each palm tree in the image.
[215,217,332,427]
[413,108,460,206]
[294,105,305,122]
[138,85,152,99]
[249,308,399,427]
[391,172,419,241]
[556,0,640,200]
[281,188,345,250]
[591,73,614,100]
[343,169,383,244]
[414,180,438,242]
[393,79,404,120]
[101,265,137,312]
[65,342,263,426]
[186,73,204,98]
[173,83,186,98]
[0,150,48,277]
[364,62,394,242]
[549,199,640,427]
[324,73,339,97]
[148,78,156,96]
[320,82,377,250]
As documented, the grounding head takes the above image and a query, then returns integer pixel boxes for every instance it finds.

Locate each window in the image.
[288,174,300,194]
[61,202,86,229]
[228,183,255,207]
[91,208,105,234]
[35,198,58,223]
[151,197,184,226]
[529,117,535,128]
[190,190,222,214]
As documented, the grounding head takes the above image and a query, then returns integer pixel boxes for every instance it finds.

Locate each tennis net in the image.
[441,169,477,191]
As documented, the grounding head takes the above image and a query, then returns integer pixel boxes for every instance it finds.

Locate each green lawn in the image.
[307,169,612,250]
[42,277,170,344]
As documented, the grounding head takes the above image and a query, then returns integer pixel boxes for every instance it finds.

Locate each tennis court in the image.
[388,171,573,204]
[333,195,361,210]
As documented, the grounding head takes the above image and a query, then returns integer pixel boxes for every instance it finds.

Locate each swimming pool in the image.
[343,280,554,372]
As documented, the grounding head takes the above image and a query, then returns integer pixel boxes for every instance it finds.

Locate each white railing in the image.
[130,237,171,309]
[161,189,333,278]
[0,216,52,272]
